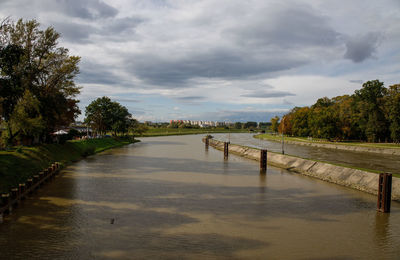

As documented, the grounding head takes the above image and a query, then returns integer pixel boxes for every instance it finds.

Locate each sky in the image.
[1,0,399,122]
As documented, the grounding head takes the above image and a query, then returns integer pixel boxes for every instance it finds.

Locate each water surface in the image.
[0,135,399,259]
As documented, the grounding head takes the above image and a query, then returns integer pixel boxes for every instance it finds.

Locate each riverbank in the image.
[0,137,138,193]
[204,138,400,201]
[255,133,400,155]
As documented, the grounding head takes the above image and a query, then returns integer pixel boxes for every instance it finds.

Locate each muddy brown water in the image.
[214,133,400,174]
[0,135,399,259]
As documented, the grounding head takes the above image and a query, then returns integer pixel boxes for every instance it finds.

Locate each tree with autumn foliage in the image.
[276,80,400,142]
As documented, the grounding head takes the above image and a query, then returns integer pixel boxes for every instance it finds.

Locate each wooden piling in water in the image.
[0,162,62,223]
[1,193,10,214]
[27,178,33,194]
[10,188,19,207]
[224,142,229,158]
[260,149,267,173]
[19,184,26,200]
[377,173,392,213]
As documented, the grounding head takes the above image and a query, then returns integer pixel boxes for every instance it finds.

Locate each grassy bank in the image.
[255,133,400,149]
[0,137,138,193]
[139,127,251,137]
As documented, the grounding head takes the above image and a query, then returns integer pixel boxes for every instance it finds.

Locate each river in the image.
[213,133,400,174]
[0,135,399,259]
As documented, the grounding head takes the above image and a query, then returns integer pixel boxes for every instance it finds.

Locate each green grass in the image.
[139,127,250,137]
[0,137,138,193]
[255,133,400,149]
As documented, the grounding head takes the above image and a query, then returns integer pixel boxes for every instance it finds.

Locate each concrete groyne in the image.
[257,136,400,156]
[204,138,400,201]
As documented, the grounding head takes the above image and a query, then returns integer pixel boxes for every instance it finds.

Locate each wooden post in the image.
[260,149,267,173]
[205,137,209,148]
[27,178,33,193]
[224,142,229,158]
[11,187,19,207]
[377,173,392,213]
[1,193,10,213]
[19,183,26,200]
[33,175,40,189]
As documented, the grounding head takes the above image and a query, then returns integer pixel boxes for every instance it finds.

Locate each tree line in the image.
[273,80,400,143]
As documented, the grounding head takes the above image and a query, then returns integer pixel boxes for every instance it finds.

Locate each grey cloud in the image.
[77,61,122,85]
[53,0,118,20]
[225,4,340,48]
[0,0,118,20]
[175,96,206,101]
[103,17,145,34]
[128,48,306,87]
[53,16,144,43]
[241,89,296,98]
[53,22,95,43]
[349,79,363,84]
[114,98,142,103]
[344,32,380,62]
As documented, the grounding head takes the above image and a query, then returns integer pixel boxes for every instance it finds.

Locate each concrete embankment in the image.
[257,136,400,156]
[204,138,400,201]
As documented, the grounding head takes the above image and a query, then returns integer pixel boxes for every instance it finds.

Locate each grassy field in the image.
[0,137,137,193]
[139,127,251,137]
[255,133,400,149]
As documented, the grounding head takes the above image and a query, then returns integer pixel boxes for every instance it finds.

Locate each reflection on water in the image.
[0,135,399,259]
[214,133,400,174]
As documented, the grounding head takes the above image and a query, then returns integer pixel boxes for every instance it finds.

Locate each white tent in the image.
[53,130,68,135]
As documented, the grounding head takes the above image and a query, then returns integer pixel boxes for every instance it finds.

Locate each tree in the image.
[290,107,310,137]
[354,80,388,142]
[308,98,339,139]
[0,18,81,144]
[85,97,132,136]
[385,84,400,142]
[243,121,257,129]
[2,90,44,145]
[234,122,243,129]
[278,114,292,135]
[270,116,280,133]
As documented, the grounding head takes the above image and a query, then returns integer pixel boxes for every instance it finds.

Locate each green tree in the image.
[308,97,339,139]
[85,97,132,136]
[290,107,310,137]
[2,90,44,145]
[385,84,400,142]
[234,122,242,129]
[270,116,280,133]
[354,80,388,142]
[243,121,257,129]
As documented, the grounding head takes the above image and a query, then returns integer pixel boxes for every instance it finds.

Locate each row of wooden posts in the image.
[205,137,393,213]
[0,162,61,222]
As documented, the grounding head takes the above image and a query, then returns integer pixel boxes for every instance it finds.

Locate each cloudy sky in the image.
[1,0,399,122]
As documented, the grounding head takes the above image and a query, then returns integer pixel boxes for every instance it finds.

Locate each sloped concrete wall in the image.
[204,138,400,201]
[259,137,400,156]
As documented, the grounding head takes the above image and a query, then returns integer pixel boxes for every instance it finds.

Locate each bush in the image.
[82,145,95,157]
